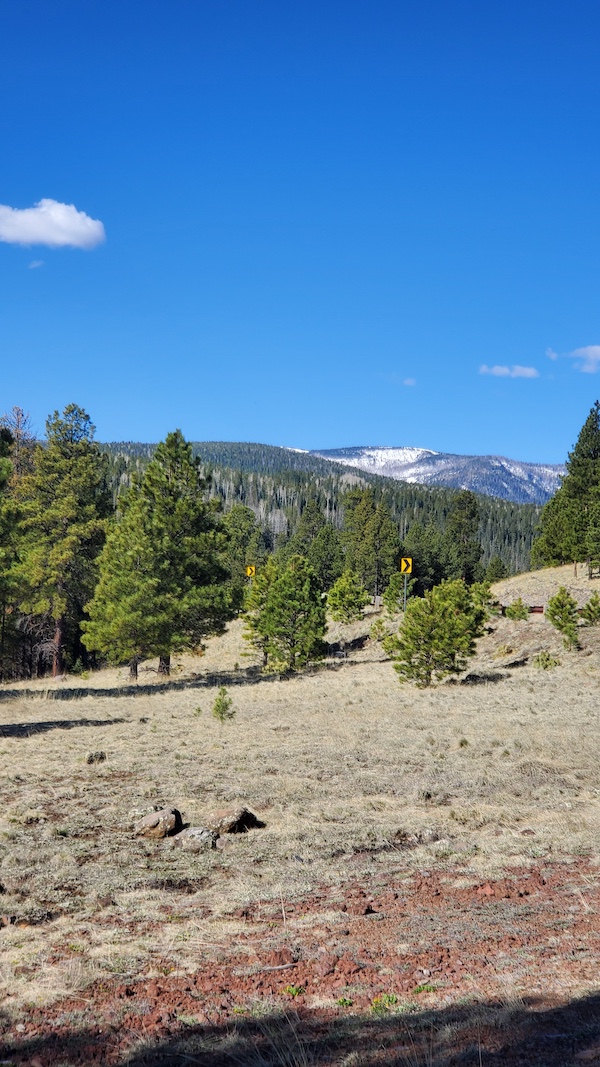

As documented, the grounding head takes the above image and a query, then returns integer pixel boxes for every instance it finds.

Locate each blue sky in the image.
[1,0,600,463]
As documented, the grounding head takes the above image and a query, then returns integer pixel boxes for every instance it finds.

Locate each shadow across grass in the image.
[0,716,126,737]
[2,991,600,1066]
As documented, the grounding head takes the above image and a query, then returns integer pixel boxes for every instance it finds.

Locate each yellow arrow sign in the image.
[245,565,256,578]
[400,557,413,574]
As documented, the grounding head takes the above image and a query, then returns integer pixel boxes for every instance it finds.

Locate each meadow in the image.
[0,568,599,1064]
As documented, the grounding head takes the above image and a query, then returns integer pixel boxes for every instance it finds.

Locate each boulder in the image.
[133,808,182,839]
[202,806,265,834]
[171,827,218,852]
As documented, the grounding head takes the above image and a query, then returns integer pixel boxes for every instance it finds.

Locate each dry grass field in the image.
[1,578,600,1064]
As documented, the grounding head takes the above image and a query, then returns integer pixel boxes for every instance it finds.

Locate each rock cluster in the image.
[132,805,264,850]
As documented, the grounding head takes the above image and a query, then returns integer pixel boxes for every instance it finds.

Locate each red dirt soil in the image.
[2,860,600,1065]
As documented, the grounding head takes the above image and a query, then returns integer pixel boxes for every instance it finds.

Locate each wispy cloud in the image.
[0,199,105,249]
[479,364,539,379]
[403,377,416,387]
[28,259,44,269]
[568,345,600,373]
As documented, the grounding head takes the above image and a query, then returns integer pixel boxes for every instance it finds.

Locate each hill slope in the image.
[310,445,564,504]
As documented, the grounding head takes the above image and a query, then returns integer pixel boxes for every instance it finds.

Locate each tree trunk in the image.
[52,616,66,677]
[158,654,171,676]
[129,657,139,681]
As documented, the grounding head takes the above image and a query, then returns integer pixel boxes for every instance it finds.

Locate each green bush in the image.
[532,650,560,669]
[505,597,529,621]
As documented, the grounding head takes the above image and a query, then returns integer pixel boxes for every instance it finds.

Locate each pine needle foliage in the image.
[212,686,234,723]
[546,586,580,650]
[505,597,529,621]
[582,591,600,626]
[388,579,486,687]
[83,430,233,677]
[243,555,326,673]
[16,405,111,675]
[327,570,369,623]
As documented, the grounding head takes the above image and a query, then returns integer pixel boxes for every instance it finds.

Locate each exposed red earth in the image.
[2,859,600,1065]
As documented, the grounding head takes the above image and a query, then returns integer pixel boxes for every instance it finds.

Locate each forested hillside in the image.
[102,440,540,574]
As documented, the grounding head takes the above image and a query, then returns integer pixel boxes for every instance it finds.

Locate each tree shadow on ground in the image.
[0,716,126,737]
[2,992,600,1066]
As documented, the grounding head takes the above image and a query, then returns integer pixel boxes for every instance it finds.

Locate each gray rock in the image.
[133,808,182,839]
[171,827,218,852]
[202,806,265,834]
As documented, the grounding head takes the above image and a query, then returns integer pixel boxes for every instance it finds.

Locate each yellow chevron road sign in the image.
[400,557,413,574]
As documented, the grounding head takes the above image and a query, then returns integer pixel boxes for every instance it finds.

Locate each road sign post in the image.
[400,558,413,613]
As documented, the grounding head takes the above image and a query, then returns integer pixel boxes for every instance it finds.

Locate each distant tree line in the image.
[102,442,539,574]
[0,403,536,682]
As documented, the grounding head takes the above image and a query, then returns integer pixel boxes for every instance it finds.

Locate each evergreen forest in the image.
[0,403,552,682]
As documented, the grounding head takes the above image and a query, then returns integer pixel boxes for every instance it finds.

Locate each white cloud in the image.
[0,199,105,249]
[479,364,539,379]
[568,345,600,373]
[546,347,559,361]
[28,259,44,269]
[403,377,416,386]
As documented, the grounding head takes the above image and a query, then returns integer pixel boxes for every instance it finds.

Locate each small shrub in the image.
[505,598,529,621]
[369,619,387,643]
[546,586,580,650]
[282,984,305,997]
[193,706,203,717]
[533,650,560,669]
[413,983,436,994]
[336,996,353,1007]
[371,993,398,1015]
[582,591,600,625]
[212,686,235,723]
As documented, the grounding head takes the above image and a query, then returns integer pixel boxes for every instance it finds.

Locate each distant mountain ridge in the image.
[308,445,564,504]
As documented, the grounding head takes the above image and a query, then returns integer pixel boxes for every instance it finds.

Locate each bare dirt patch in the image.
[0,607,599,1063]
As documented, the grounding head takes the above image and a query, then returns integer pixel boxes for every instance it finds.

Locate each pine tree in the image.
[546,586,580,650]
[306,524,345,591]
[83,431,233,677]
[17,405,111,676]
[402,522,446,596]
[247,555,326,672]
[327,571,370,623]
[382,571,413,616]
[581,591,600,625]
[443,491,483,585]
[533,401,600,566]
[242,556,278,668]
[343,490,400,595]
[0,427,22,680]
[388,579,485,687]
[485,555,508,582]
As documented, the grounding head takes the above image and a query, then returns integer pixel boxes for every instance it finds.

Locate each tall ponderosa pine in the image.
[0,427,22,679]
[343,490,400,595]
[83,431,233,678]
[532,400,600,567]
[17,406,111,676]
[443,490,483,585]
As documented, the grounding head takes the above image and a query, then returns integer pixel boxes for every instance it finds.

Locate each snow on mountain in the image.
[308,445,564,504]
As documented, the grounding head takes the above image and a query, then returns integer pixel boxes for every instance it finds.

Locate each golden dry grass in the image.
[0,601,599,1014]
